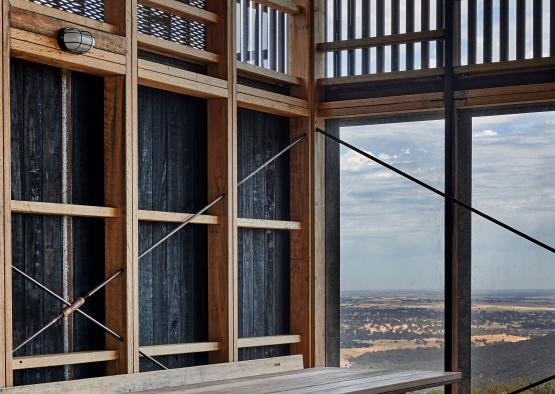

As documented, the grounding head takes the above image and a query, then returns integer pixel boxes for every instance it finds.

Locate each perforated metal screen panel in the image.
[137,0,208,51]
[29,0,104,21]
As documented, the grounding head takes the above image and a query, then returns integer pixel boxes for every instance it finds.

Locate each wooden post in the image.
[1,0,9,385]
[206,0,237,363]
[104,76,133,375]
[104,0,135,375]
[312,0,327,368]
[289,0,315,368]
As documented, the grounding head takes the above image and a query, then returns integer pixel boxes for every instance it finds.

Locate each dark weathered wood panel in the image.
[324,121,340,367]
[10,60,107,385]
[237,108,291,361]
[10,59,62,203]
[237,108,290,220]
[137,86,208,371]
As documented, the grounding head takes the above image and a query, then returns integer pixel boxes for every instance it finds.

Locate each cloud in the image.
[473,129,498,139]
[339,111,555,291]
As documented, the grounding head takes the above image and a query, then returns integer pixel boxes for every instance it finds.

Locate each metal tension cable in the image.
[136,133,306,369]
[316,128,555,255]
[13,133,305,371]
[12,267,166,370]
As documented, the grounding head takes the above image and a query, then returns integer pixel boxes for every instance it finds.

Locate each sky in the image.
[339,111,555,291]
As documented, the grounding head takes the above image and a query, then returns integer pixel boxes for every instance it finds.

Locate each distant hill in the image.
[350,333,555,389]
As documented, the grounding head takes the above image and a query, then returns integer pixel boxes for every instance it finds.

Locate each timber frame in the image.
[320,2,555,394]
[0,0,553,392]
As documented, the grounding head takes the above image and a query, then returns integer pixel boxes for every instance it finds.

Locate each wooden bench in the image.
[0,355,461,393]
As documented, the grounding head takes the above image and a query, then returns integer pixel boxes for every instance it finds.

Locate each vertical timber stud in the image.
[104,77,133,374]
[1,0,9,385]
[445,1,468,394]
[104,0,134,374]
[207,0,236,363]
[313,0,327,367]
[289,0,314,367]
[129,0,140,373]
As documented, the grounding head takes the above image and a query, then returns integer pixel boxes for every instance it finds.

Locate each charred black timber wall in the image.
[137,86,209,371]
[237,108,291,361]
[11,59,106,385]
[9,60,293,382]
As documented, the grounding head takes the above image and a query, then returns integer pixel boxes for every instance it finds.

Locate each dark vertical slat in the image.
[533,0,542,57]
[254,3,260,65]
[406,0,415,70]
[436,0,444,67]
[269,8,277,70]
[468,0,477,64]
[421,0,430,68]
[516,0,526,59]
[333,0,341,77]
[391,0,400,71]
[483,0,493,63]
[138,87,154,366]
[252,113,266,359]
[150,88,168,368]
[242,0,249,62]
[551,0,555,56]
[376,0,385,73]
[71,71,105,379]
[361,0,371,73]
[347,0,356,76]
[500,0,509,61]
[278,11,286,73]
[324,120,340,367]
[166,93,183,368]
[262,6,268,66]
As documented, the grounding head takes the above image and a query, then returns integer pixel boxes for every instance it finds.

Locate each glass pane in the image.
[472,110,555,391]
[340,118,445,372]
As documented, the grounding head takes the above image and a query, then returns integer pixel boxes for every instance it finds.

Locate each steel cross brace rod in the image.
[316,128,555,255]
[136,133,306,369]
[12,134,305,371]
[12,267,167,370]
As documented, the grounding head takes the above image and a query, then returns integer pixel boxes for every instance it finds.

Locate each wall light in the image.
[57,28,95,54]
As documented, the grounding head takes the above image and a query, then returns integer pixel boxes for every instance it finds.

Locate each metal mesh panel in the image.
[137,1,208,51]
[28,0,104,21]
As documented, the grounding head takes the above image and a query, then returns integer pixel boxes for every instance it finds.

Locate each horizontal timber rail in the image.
[138,59,228,99]
[319,68,444,87]
[237,85,309,117]
[11,200,120,218]
[139,342,221,357]
[237,335,301,348]
[317,128,555,256]
[10,5,126,54]
[10,28,126,76]
[237,218,301,231]
[13,350,119,370]
[138,210,219,225]
[317,30,444,52]
[9,0,120,34]
[138,0,220,24]
[253,0,301,15]
[137,32,219,64]
[237,61,302,86]
[319,92,444,119]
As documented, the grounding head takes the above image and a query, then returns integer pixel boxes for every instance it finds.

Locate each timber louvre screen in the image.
[137,1,208,51]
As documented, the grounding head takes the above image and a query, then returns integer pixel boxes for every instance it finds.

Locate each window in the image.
[471,109,555,391]
[339,117,445,372]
